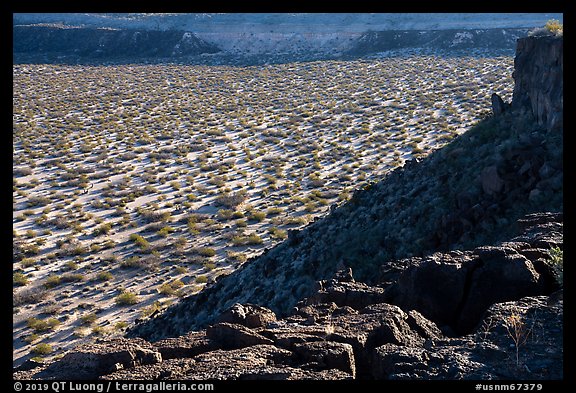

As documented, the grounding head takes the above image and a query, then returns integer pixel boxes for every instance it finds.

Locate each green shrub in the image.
[27,317,60,332]
[545,19,563,35]
[96,271,114,281]
[80,312,98,325]
[246,234,264,245]
[115,291,140,306]
[31,343,52,356]
[249,211,267,222]
[129,233,151,250]
[269,227,288,240]
[44,275,61,289]
[157,226,175,237]
[158,279,185,296]
[195,275,208,284]
[549,246,563,285]
[13,272,29,286]
[197,247,216,257]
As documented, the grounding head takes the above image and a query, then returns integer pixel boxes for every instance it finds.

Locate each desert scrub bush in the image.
[61,273,85,283]
[157,226,175,238]
[158,279,185,296]
[248,211,267,222]
[13,288,49,306]
[548,246,563,285]
[115,291,140,306]
[530,19,563,36]
[196,247,216,257]
[268,227,288,240]
[20,258,37,268]
[13,272,29,286]
[95,271,114,282]
[26,195,50,207]
[115,321,129,330]
[195,275,208,284]
[93,222,112,236]
[27,317,61,332]
[129,233,151,250]
[215,190,248,209]
[80,312,98,325]
[44,275,62,289]
[31,343,52,356]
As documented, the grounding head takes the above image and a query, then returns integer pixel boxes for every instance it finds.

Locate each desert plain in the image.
[13,55,514,365]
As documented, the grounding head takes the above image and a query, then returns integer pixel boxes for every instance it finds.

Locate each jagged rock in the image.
[406,310,443,340]
[263,330,326,350]
[481,165,504,195]
[177,345,295,380]
[305,279,387,310]
[292,341,356,377]
[372,295,562,380]
[206,322,274,349]
[328,302,437,377]
[14,338,162,380]
[386,253,474,330]
[512,36,563,131]
[491,93,509,115]
[237,367,353,380]
[218,303,277,328]
[456,254,544,333]
[153,331,214,360]
[101,358,195,380]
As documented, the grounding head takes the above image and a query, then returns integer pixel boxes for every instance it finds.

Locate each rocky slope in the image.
[14,212,563,380]
[127,35,562,341]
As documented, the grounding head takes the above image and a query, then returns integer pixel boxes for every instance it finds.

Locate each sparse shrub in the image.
[197,247,216,257]
[195,275,208,284]
[14,288,49,306]
[129,233,151,250]
[215,190,248,209]
[157,226,175,238]
[44,275,61,289]
[549,246,563,285]
[80,312,97,325]
[61,273,85,283]
[545,19,563,35]
[31,343,52,356]
[269,227,288,240]
[115,291,139,306]
[93,222,112,236]
[158,279,185,296]
[96,271,114,281]
[249,211,267,222]
[27,317,60,332]
[13,272,29,286]
[115,321,128,330]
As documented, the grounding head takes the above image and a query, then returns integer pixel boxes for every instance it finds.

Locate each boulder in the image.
[292,341,356,377]
[153,331,214,360]
[217,303,277,328]
[491,93,508,116]
[206,322,274,349]
[481,165,504,195]
[178,345,293,380]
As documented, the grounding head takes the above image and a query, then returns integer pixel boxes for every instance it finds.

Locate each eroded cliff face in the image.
[12,25,220,63]
[512,36,563,131]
